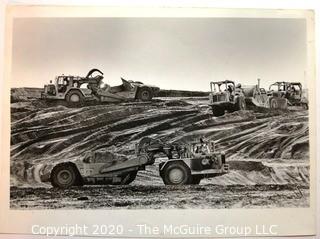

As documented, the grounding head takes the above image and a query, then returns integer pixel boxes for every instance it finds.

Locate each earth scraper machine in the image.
[41,68,160,104]
[41,137,229,188]
[242,79,288,110]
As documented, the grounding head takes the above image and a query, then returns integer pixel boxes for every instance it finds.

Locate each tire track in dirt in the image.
[10,99,309,188]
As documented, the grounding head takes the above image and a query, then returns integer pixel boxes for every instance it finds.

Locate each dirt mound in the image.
[210,112,309,159]
[157,89,209,97]
[209,160,309,186]
[11,87,208,103]
[10,96,309,187]
[130,159,309,188]
[164,99,191,107]
[11,88,43,102]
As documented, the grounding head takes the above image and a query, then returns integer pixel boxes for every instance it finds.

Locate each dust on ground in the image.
[11,184,308,209]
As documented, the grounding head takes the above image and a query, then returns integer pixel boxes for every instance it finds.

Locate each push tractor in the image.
[41,68,160,104]
[208,80,246,117]
[269,82,308,109]
[41,137,229,188]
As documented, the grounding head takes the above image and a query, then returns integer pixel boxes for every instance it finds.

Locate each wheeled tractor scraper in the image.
[41,137,229,188]
[208,78,288,117]
[241,79,288,110]
[41,68,160,104]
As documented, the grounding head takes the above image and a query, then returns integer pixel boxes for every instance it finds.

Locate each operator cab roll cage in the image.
[269,82,302,92]
[210,80,235,93]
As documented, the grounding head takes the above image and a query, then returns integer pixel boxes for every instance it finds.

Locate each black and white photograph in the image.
[8,14,313,211]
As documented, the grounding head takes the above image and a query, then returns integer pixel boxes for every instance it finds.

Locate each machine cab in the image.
[287,83,303,100]
[188,140,216,156]
[56,76,70,93]
[209,80,235,103]
[44,75,71,96]
[269,82,302,100]
[269,82,286,97]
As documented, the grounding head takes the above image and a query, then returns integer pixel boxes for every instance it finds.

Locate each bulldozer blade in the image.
[277,98,288,109]
[270,98,288,110]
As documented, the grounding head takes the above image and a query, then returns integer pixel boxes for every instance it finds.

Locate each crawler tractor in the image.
[209,80,246,117]
[41,69,160,104]
[269,82,308,109]
[41,137,229,188]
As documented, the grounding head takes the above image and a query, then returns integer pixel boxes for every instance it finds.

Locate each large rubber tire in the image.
[65,90,84,103]
[189,175,202,185]
[137,87,153,101]
[211,105,225,117]
[235,97,246,111]
[51,164,80,189]
[161,162,191,185]
[120,171,138,185]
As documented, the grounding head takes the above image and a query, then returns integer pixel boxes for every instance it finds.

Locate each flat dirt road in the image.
[10,92,309,209]
[11,184,308,209]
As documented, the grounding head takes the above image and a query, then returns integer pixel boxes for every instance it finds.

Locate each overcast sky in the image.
[11,18,306,90]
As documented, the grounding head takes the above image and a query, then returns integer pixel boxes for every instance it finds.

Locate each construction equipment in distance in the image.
[41,137,229,188]
[208,80,246,117]
[269,82,308,109]
[41,68,160,104]
[241,79,288,110]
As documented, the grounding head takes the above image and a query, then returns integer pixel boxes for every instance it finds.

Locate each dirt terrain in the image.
[10,89,310,209]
